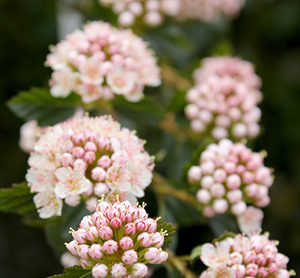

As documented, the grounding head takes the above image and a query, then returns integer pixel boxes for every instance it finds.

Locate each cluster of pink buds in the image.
[200,232,295,278]
[188,139,273,218]
[46,21,161,103]
[65,199,169,278]
[185,56,262,141]
[26,115,154,218]
[99,0,180,27]
[178,0,245,22]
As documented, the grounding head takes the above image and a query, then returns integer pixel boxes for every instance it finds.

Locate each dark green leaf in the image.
[0,182,36,215]
[157,219,176,250]
[48,266,92,278]
[7,87,81,126]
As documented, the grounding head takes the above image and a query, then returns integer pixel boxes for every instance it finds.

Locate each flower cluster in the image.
[46,21,161,103]
[185,56,262,141]
[99,0,180,27]
[66,199,169,278]
[200,233,294,278]
[188,139,273,218]
[178,0,245,22]
[26,115,154,218]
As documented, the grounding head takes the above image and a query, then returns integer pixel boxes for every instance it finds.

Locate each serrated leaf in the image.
[0,182,36,215]
[48,266,92,278]
[190,245,202,261]
[157,219,176,249]
[7,87,81,126]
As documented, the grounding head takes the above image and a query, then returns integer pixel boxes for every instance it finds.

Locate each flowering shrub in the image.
[188,139,273,218]
[66,199,169,278]
[26,115,154,218]
[185,56,262,140]
[200,232,293,278]
[46,21,161,103]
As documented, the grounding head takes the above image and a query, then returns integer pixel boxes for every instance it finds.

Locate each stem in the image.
[167,251,198,278]
[152,172,202,210]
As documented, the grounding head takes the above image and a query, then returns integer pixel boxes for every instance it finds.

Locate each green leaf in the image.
[0,182,36,215]
[212,231,236,245]
[157,219,176,250]
[190,245,202,261]
[48,266,92,278]
[7,87,81,126]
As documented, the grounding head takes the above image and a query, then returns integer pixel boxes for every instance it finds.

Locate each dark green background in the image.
[1,0,300,277]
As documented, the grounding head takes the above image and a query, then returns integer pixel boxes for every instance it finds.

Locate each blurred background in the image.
[0,0,300,277]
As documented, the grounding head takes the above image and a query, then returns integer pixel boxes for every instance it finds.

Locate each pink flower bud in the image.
[156,251,168,263]
[85,226,99,241]
[245,183,258,197]
[92,263,108,278]
[84,151,96,164]
[120,211,132,223]
[99,226,113,240]
[242,171,254,183]
[203,206,215,218]
[103,239,118,254]
[97,155,111,169]
[232,123,247,138]
[257,267,269,278]
[144,247,161,264]
[210,183,226,198]
[229,252,243,265]
[111,217,123,230]
[73,147,85,158]
[81,259,93,269]
[111,263,127,278]
[122,250,138,265]
[268,263,279,274]
[97,201,110,212]
[80,215,94,229]
[275,253,289,268]
[73,159,88,172]
[201,176,214,189]
[236,165,246,175]
[151,232,164,248]
[61,153,74,167]
[119,236,134,250]
[276,269,290,278]
[145,218,157,233]
[231,201,247,216]
[72,133,86,145]
[89,244,103,259]
[91,167,106,181]
[132,263,148,278]
[65,240,78,256]
[232,265,246,278]
[86,197,98,212]
[105,208,120,220]
[256,253,267,266]
[188,166,202,184]
[94,182,109,196]
[76,244,90,260]
[244,250,256,264]
[246,263,258,276]
[213,169,227,183]
[201,161,215,175]
[197,189,211,204]
[223,162,236,174]
[65,195,81,207]
[135,220,147,232]
[185,104,199,119]
[124,223,136,236]
[98,137,111,151]
[213,199,228,214]
[84,141,97,152]
[72,228,87,244]
[227,174,241,189]
[138,232,153,247]
[227,190,242,204]
[212,127,228,140]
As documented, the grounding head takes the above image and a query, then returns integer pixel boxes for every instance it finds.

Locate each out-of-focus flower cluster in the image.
[178,0,245,22]
[185,56,262,141]
[200,233,293,278]
[99,0,180,27]
[66,199,169,278]
[26,115,154,218]
[46,21,161,103]
[188,139,273,218]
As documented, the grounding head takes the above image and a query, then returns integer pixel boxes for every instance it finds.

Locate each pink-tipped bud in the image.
[256,253,267,266]
[223,161,236,174]
[245,183,259,198]
[188,166,202,184]
[94,182,109,196]
[122,250,138,265]
[156,251,168,264]
[124,223,136,236]
[145,218,157,233]
[257,267,269,278]
[85,226,99,241]
[231,201,247,216]
[99,226,113,240]
[84,151,96,164]
[203,206,215,218]
[210,183,226,198]
[72,147,85,158]
[72,228,87,244]
[135,220,147,232]
[138,232,153,247]
[92,263,108,278]
[91,167,106,181]
[151,232,164,248]
[111,263,127,277]
[213,199,228,214]
[84,141,97,152]
[201,176,214,189]
[86,197,98,212]
[76,244,90,260]
[246,263,258,276]
[196,189,211,204]
[232,265,246,278]
[268,263,279,274]
[88,244,103,260]
[119,236,134,250]
[244,250,256,264]
[73,159,87,172]
[242,171,254,183]
[66,240,78,256]
[105,208,120,220]
[229,252,243,265]
[80,216,94,229]
[111,217,123,230]
[227,190,242,204]
[61,153,74,167]
[227,174,241,189]
[81,259,93,269]
[201,161,215,175]
[144,247,161,264]
[132,263,148,278]
[213,169,227,183]
[276,269,290,278]
[97,155,111,169]
[97,201,110,212]
[103,239,118,254]
[98,137,111,151]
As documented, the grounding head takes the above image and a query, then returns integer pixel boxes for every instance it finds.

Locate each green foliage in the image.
[190,245,202,261]
[212,231,236,245]
[48,266,92,278]
[0,182,36,215]
[157,219,177,250]
[7,87,81,126]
